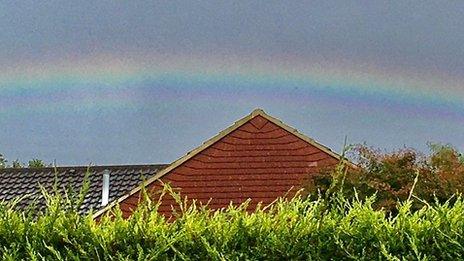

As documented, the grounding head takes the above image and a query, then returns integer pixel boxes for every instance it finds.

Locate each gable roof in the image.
[0,164,167,214]
[93,108,351,218]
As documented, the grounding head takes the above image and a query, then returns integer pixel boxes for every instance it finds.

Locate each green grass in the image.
[1,183,464,260]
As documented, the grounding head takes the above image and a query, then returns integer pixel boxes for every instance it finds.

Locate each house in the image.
[0,109,343,218]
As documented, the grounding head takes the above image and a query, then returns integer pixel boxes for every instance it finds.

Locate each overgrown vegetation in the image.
[306,143,464,212]
[1,143,464,259]
[0,153,49,169]
[1,181,464,259]
[27,159,47,168]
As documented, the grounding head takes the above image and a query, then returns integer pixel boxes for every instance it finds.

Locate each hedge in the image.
[1,186,464,260]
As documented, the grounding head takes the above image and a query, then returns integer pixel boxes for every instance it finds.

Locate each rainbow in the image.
[1,53,463,120]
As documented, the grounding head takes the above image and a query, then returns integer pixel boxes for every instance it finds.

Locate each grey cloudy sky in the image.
[0,1,463,165]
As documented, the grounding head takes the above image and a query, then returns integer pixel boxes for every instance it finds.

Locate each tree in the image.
[11,159,23,168]
[0,153,47,169]
[28,159,46,168]
[0,154,6,168]
[305,143,464,212]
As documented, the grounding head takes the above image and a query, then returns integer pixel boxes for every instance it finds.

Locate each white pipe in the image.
[101,169,110,206]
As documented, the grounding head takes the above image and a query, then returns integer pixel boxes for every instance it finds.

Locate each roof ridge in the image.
[0,163,169,171]
[251,108,266,117]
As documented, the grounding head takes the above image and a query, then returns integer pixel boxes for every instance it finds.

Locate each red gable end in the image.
[94,110,342,218]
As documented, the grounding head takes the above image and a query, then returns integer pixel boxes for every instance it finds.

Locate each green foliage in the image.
[1,183,464,260]
[28,159,46,168]
[0,154,6,169]
[11,159,23,168]
[307,143,464,212]
[0,153,45,169]
[1,143,463,259]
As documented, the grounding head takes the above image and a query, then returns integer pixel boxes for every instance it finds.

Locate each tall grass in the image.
[1,181,464,260]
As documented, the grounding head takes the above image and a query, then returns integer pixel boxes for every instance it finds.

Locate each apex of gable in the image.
[250,108,267,117]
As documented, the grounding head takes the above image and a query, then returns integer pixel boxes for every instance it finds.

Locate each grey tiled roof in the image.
[0,164,167,214]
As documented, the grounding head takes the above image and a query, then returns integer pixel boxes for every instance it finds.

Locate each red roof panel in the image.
[117,115,339,217]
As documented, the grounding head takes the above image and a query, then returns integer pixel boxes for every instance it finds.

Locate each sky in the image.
[0,1,463,166]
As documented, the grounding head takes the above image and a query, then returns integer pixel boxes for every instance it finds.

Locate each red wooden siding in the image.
[118,115,339,217]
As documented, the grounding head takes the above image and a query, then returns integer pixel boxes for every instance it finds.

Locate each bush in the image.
[2,183,464,260]
[306,143,464,212]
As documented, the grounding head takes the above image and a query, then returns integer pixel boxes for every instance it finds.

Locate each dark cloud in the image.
[1,1,463,75]
[0,1,463,164]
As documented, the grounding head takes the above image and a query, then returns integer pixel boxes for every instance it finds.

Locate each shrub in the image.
[306,143,464,212]
[1,183,464,260]
[28,159,46,168]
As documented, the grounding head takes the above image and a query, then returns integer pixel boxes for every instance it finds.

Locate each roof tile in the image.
[0,164,167,214]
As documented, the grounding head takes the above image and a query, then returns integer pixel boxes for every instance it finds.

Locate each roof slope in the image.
[0,164,167,214]
[95,109,346,218]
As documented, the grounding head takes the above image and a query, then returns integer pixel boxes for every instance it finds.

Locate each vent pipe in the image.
[101,169,110,206]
